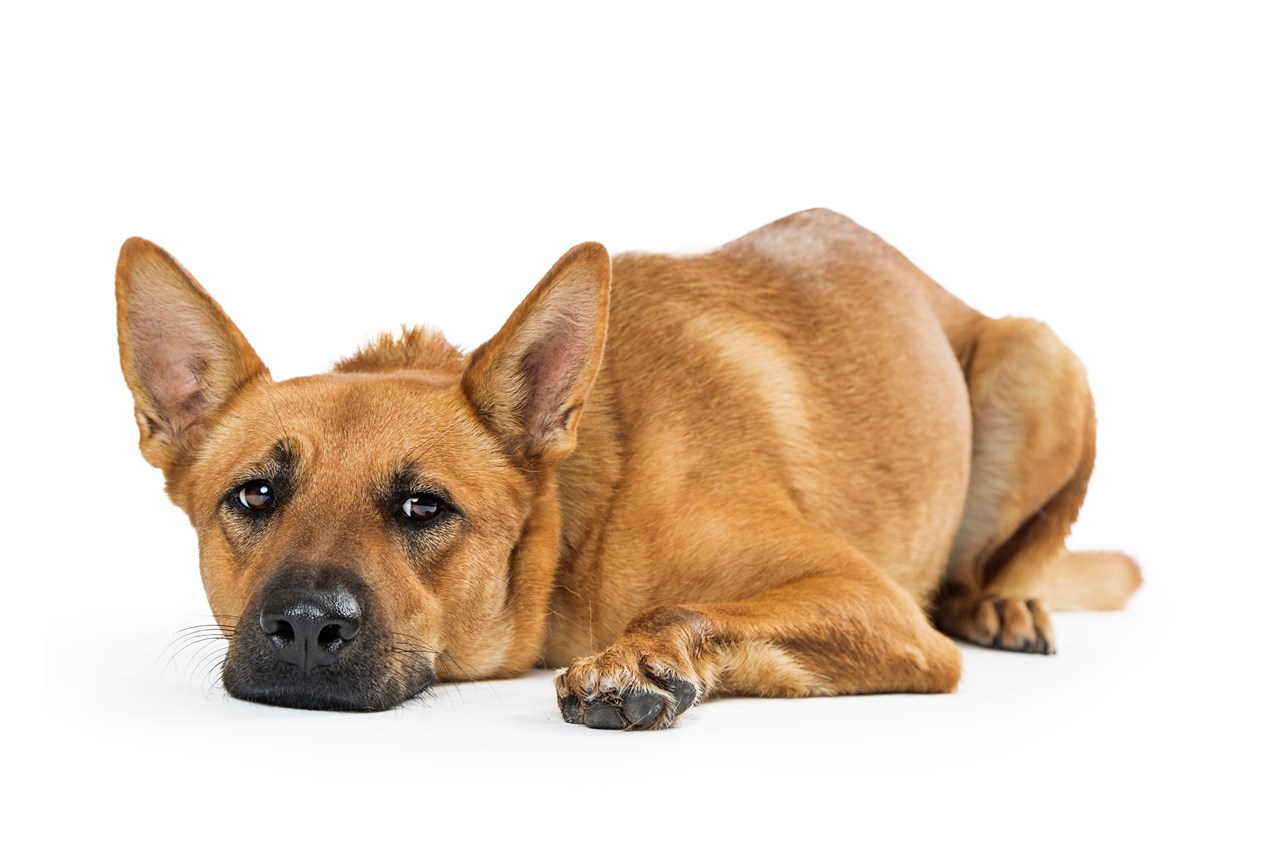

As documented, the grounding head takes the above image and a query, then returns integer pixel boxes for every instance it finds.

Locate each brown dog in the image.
[116,209,1139,728]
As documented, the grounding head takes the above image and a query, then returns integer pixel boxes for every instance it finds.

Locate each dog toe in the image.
[657,675,697,715]
[937,594,1056,655]
[558,692,583,724]
[621,690,665,727]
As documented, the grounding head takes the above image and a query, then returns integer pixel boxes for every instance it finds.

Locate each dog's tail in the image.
[1047,550,1142,611]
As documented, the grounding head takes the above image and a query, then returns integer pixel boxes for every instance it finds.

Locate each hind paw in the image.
[936,596,1056,655]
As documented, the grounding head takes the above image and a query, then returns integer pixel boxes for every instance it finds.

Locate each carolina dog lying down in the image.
[116,209,1139,728]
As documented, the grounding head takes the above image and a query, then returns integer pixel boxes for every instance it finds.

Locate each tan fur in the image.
[1048,551,1143,611]
[116,210,1138,726]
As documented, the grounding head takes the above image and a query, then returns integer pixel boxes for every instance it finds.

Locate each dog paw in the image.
[935,596,1056,655]
[555,646,701,731]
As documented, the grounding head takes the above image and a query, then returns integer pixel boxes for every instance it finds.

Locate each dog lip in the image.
[229,683,387,713]
[222,644,438,712]
[224,664,439,712]
[222,665,409,711]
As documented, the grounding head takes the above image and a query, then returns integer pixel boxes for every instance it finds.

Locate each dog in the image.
[116,209,1140,728]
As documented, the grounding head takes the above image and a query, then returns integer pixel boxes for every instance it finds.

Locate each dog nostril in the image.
[317,622,344,650]
[262,619,295,643]
[258,585,362,670]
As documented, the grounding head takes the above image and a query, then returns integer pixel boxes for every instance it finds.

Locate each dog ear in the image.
[463,242,611,464]
[116,238,269,471]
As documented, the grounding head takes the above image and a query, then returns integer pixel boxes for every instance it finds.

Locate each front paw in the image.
[555,646,700,731]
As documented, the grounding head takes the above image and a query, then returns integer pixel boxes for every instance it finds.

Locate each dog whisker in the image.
[192,650,224,690]
[156,632,226,665]
[161,637,227,678]
[389,641,440,656]
[171,616,239,632]
[161,620,233,635]
[157,623,236,660]
[183,640,230,687]
[198,650,230,697]
[434,650,501,700]
[169,624,236,637]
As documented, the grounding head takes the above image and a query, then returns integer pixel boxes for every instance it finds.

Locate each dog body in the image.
[546,212,973,662]
[116,209,1138,727]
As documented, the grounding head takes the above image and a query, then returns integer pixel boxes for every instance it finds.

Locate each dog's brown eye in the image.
[238,481,274,511]
[401,494,441,521]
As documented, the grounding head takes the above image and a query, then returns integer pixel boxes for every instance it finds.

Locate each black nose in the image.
[259,586,361,672]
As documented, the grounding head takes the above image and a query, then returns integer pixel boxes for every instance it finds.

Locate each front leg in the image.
[555,553,962,730]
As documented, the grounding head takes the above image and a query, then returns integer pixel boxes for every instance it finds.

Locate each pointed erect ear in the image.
[463,242,611,464]
[116,238,269,471]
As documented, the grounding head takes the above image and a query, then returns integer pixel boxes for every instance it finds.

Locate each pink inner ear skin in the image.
[522,328,590,432]
[460,241,610,458]
[132,316,214,428]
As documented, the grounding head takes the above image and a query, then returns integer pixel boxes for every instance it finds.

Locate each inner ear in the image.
[129,290,223,428]
[520,291,596,437]
[116,238,269,469]
[463,242,611,463]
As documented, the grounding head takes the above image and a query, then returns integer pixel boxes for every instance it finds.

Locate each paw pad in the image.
[556,668,698,731]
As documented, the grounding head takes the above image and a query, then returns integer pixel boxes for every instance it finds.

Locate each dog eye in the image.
[401,494,442,522]
[238,480,274,511]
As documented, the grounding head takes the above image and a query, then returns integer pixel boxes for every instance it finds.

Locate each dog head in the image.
[116,238,610,710]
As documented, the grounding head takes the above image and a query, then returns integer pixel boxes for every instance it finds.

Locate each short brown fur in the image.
[116,210,1138,726]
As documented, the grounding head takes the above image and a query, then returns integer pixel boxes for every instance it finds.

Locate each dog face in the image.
[116,239,610,710]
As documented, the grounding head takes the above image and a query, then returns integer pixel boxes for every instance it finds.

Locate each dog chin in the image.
[222,655,436,712]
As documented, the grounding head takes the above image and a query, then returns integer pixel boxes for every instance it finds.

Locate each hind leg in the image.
[934,317,1096,654]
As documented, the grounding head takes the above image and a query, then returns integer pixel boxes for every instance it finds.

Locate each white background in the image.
[4,3,1278,851]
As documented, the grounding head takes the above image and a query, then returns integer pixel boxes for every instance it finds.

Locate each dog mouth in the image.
[222,640,437,706]
[223,658,437,712]
[220,625,438,712]
[215,571,439,711]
